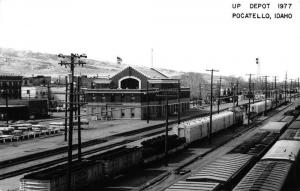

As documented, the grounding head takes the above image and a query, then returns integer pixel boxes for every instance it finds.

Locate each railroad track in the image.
[0,100,262,180]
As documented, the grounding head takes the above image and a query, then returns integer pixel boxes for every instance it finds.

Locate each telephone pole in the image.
[65,76,68,141]
[77,76,82,161]
[206,69,219,142]
[289,79,293,102]
[236,80,239,106]
[146,81,149,123]
[246,74,254,126]
[261,76,269,115]
[177,79,181,124]
[285,72,287,103]
[217,76,222,114]
[252,82,255,104]
[274,76,277,107]
[199,83,202,105]
[58,53,87,191]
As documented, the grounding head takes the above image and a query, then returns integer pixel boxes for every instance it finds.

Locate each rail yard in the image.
[1,95,300,191]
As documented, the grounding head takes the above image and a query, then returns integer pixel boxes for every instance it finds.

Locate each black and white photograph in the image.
[0,0,300,190]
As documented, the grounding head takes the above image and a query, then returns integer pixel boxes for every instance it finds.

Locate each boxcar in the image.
[259,121,287,134]
[261,140,300,162]
[165,181,221,191]
[233,160,292,191]
[20,160,104,191]
[288,120,300,130]
[186,153,253,189]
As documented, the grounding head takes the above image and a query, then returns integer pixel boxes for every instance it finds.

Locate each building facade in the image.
[23,75,51,86]
[21,86,49,99]
[0,75,22,99]
[85,66,190,120]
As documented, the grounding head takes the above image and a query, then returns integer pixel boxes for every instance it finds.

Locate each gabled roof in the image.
[112,66,169,80]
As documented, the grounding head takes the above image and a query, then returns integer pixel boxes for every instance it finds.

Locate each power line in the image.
[246,74,254,126]
[58,53,87,191]
[206,69,219,142]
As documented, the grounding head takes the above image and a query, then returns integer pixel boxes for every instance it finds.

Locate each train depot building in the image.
[85,66,190,120]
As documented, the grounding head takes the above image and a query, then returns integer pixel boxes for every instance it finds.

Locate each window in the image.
[131,95,135,102]
[101,94,106,102]
[121,109,125,118]
[92,94,96,102]
[131,108,135,118]
[111,94,115,102]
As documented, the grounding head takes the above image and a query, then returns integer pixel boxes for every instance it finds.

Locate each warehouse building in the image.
[85,66,190,120]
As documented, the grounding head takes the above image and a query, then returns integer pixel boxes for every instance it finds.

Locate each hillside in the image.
[0,48,247,99]
[0,48,183,78]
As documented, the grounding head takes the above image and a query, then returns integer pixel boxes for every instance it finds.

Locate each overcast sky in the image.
[0,0,299,80]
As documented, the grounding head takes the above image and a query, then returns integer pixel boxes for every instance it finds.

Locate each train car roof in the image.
[288,120,300,130]
[186,153,253,183]
[279,129,300,141]
[262,140,300,162]
[280,115,294,123]
[233,160,292,191]
[166,181,220,191]
[229,131,278,157]
[259,121,287,133]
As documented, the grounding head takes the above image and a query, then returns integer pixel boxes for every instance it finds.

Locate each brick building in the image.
[23,75,51,86]
[0,75,22,99]
[85,66,190,120]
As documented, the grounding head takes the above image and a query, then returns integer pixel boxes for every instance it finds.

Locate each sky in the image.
[0,0,299,81]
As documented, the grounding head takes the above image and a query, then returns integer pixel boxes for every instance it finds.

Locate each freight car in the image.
[165,181,221,191]
[233,140,300,191]
[20,160,104,191]
[249,100,272,115]
[167,119,288,191]
[173,110,242,143]
[20,146,142,191]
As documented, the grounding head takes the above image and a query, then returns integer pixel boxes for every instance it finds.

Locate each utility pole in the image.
[206,69,219,142]
[199,83,202,105]
[285,72,287,103]
[77,76,82,161]
[261,76,269,116]
[3,88,8,126]
[252,82,255,104]
[274,76,277,107]
[290,79,293,102]
[231,82,235,108]
[297,78,300,97]
[246,74,254,126]
[157,91,176,166]
[217,76,222,114]
[65,77,68,141]
[58,53,87,191]
[236,80,239,106]
[47,83,51,115]
[165,94,169,166]
[146,81,149,123]
[177,79,181,124]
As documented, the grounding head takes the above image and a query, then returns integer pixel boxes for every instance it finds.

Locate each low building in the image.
[0,99,48,120]
[85,66,190,120]
[23,75,51,86]
[0,75,22,99]
[21,86,49,99]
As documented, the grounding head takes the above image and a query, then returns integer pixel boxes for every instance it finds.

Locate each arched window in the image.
[119,76,141,89]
